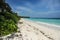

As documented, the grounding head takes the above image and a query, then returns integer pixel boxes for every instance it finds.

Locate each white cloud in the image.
[16,6,31,11]
[13,0,60,17]
[14,6,35,16]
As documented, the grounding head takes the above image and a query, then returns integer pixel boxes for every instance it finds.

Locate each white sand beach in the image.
[17,18,60,40]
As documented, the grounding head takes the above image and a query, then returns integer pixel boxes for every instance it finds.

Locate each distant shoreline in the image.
[27,18,60,19]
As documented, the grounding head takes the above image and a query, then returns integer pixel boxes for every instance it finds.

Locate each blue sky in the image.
[6,0,60,18]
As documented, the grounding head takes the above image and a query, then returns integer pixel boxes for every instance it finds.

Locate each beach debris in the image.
[19,22,23,24]
[36,30,44,34]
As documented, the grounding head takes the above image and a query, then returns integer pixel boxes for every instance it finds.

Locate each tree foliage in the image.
[0,0,20,36]
[0,0,12,12]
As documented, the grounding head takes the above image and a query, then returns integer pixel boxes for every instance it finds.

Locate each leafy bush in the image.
[0,12,19,23]
[0,12,19,37]
[0,15,5,21]
[0,20,18,36]
[0,0,20,37]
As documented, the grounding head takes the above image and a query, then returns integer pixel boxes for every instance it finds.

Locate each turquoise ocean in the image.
[26,18,60,26]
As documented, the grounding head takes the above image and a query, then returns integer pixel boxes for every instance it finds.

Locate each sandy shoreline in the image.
[18,18,60,40]
[24,19,60,30]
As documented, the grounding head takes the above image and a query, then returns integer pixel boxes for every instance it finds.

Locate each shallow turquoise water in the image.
[26,18,60,26]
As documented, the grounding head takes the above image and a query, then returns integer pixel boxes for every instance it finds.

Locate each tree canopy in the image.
[0,0,20,36]
[0,0,12,12]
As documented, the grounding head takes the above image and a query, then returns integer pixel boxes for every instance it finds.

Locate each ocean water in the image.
[26,18,60,26]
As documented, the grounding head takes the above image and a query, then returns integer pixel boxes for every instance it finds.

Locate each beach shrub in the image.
[0,12,19,23]
[0,12,19,36]
[0,0,20,37]
[0,20,18,36]
[0,15,5,21]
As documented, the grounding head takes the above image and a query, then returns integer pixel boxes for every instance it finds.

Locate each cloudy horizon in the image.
[6,0,60,18]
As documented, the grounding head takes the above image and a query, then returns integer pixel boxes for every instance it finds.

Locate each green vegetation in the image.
[19,16,30,18]
[0,0,20,36]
